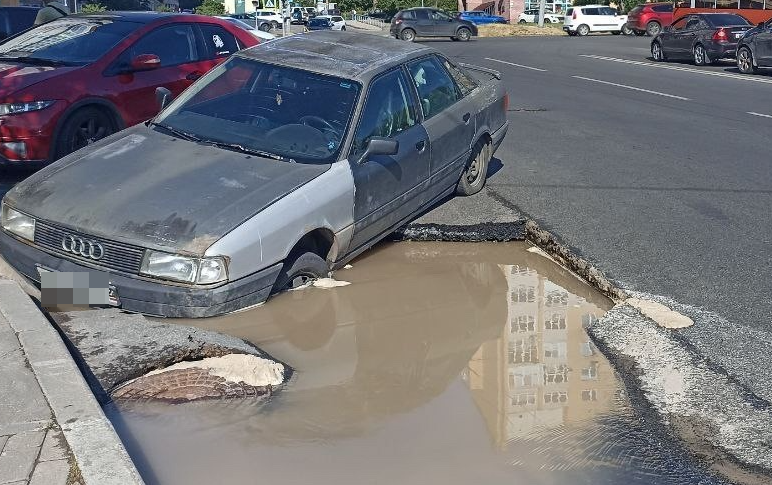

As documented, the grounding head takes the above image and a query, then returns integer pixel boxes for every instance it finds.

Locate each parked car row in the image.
[518,9,563,24]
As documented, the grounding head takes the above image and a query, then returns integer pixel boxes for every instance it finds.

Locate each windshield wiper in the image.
[148,122,202,142]
[0,56,71,66]
[201,140,296,163]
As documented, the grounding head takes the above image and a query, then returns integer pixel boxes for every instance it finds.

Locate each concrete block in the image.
[0,430,45,483]
[29,459,70,485]
[38,429,66,463]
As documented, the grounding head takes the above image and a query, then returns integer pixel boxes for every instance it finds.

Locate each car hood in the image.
[5,124,332,255]
[0,61,80,98]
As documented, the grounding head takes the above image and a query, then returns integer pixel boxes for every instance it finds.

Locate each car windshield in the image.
[705,14,749,26]
[154,57,361,164]
[0,17,139,66]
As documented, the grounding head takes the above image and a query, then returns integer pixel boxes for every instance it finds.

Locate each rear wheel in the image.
[737,46,757,74]
[54,107,116,161]
[457,27,471,41]
[519,19,526,24]
[544,18,551,24]
[646,21,661,37]
[576,24,590,36]
[456,140,491,196]
[400,28,416,42]
[273,252,329,292]
[693,44,710,66]
[651,41,665,61]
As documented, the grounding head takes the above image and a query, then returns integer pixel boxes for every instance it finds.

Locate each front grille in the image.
[34,221,145,275]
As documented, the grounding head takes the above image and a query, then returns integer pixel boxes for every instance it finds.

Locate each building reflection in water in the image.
[466,263,617,451]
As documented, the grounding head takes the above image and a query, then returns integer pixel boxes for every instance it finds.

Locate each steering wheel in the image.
[300,115,336,133]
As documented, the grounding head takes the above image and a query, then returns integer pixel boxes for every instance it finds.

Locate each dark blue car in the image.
[458,10,507,25]
[307,17,333,30]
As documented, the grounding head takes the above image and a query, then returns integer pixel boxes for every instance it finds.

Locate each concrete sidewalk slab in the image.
[0,281,143,485]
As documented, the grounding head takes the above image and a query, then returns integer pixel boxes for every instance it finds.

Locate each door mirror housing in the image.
[356,137,399,164]
[155,87,172,111]
[130,54,161,72]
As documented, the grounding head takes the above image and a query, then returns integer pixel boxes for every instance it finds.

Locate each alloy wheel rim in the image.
[695,46,704,64]
[653,44,661,60]
[739,50,751,71]
[75,118,107,150]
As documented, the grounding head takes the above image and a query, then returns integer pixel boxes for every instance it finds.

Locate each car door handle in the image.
[415,140,426,153]
[462,112,471,124]
[186,71,203,81]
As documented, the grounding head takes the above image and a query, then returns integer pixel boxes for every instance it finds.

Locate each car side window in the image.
[199,24,240,59]
[123,24,199,68]
[400,10,416,20]
[441,58,477,97]
[671,18,688,30]
[407,56,460,120]
[429,10,450,21]
[415,9,429,20]
[351,69,417,157]
[685,17,701,30]
[583,7,599,15]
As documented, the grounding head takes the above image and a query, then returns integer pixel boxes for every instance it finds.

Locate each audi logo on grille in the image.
[61,235,105,261]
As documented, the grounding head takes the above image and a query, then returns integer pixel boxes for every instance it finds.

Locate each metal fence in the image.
[351,15,387,28]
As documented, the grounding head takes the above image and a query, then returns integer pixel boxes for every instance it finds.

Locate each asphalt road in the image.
[425,34,771,336]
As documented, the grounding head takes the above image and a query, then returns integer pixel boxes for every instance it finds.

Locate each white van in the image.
[563,5,628,36]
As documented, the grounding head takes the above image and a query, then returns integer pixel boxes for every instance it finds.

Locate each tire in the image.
[54,107,116,161]
[519,19,526,24]
[273,252,329,293]
[621,24,633,35]
[400,28,415,42]
[457,27,471,41]
[612,30,621,35]
[340,26,345,31]
[646,21,661,37]
[259,22,271,32]
[544,18,551,24]
[576,24,590,36]
[651,41,665,61]
[693,44,710,66]
[456,140,491,196]
[737,46,757,74]
[634,29,646,36]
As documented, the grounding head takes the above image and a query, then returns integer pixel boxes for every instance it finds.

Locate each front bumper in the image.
[0,229,282,318]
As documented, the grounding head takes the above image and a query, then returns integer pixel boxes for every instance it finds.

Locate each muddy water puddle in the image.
[106,242,727,485]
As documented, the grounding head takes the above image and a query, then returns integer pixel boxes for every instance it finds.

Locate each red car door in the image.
[103,23,209,126]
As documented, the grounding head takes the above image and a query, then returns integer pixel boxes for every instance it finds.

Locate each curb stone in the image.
[0,281,144,485]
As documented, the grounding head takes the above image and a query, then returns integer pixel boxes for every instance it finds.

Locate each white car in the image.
[517,9,563,24]
[315,14,346,30]
[217,17,276,41]
[253,10,282,28]
[563,5,628,36]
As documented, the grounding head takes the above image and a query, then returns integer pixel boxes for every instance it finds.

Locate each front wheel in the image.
[651,41,665,62]
[646,21,661,37]
[259,22,271,32]
[54,107,115,161]
[737,46,757,74]
[273,252,329,292]
[456,140,491,196]
[340,26,345,31]
[544,18,551,24]
[519,19,526,24]
[400,28,416,42]
[621,24,633,35]
[693,44,710,66]
[457,27,471,41]
[576,24,590,36]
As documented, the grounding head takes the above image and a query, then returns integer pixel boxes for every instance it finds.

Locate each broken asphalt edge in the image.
[0,281,145,485]
[399,216,772,484]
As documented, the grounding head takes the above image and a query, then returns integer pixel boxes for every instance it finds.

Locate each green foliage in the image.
[81,2,107,11]
[195,0,225,15]
[337,0,372,13]
[617,0,640,13]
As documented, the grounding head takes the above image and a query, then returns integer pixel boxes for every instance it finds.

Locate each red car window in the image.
[199,24,240,59]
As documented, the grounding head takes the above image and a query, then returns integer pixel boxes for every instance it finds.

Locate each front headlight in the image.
[140,250,228,285]
[1,203,35,241]
[0,101,56,116]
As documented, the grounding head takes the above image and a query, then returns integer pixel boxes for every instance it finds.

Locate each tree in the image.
[156,3,173,10]
[195,0,225,15]
[81,2,107,11]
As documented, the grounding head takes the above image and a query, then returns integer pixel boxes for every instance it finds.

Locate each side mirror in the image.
[130,54,161,72]
[155,87,172,111]
[357,137,399,164]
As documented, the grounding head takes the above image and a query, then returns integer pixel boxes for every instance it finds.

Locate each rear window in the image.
[565,8,573,16]
[705,14,749,26]
[308,18,329,26]
[652,4,673,12]
[398,10,415,20]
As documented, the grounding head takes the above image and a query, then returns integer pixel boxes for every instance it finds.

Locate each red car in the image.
[626,2,673,37]
[0,12,258,167]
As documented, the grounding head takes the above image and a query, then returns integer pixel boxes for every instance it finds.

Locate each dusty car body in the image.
[0,31,508,318]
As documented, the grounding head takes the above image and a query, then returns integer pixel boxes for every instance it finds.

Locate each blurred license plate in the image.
[37,266,120,307]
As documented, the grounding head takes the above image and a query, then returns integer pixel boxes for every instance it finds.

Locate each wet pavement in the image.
[103,242,728,485]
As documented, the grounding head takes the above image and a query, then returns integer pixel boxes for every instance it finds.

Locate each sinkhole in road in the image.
[105,241,728,485]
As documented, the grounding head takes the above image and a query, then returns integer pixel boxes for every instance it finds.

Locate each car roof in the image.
[238,31,433,80]
[70,11,206,24]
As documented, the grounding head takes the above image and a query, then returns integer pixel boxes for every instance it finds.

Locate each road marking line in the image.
[748,111,772,119]
[572,76,690,100]
[579,54,772,85]
[485,57,547,72]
